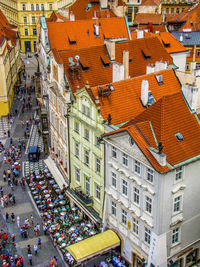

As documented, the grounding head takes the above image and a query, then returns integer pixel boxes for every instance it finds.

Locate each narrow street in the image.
[0,54,66,267]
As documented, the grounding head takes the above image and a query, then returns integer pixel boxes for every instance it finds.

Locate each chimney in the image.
[105,40,115,61]
[155,61,167,72]
[146,64,155,74]
[94,24,99,36]
[123,50,129,80]
[70,11,75,21]
[141,80,149,106]
[179,34,183,42]
[100,0,108,9]
[149,146,167,166]
[182,84,198,111]
[112,62,124,83]
[137,30,144,39]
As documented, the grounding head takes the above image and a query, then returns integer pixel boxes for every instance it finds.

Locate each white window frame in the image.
[84,128,89,141]
[49,3,53,10]
[84,150,89,166]
[96,158,100,173]
[75,143,79,158]
[133,217,139,235]
[31,4,34,10]
[172,227,180,245]
[24,29,28,36]
[111,201,116,216]
[145,196,152,214]
[75,168,80,182]
[112,146,117,159]
[147,168,154,183]
[122,153,128,166]
[173,195,182,213]
[122,209,127,225]
[23,16,27,24]
[22,3,26,11]
[36,3,39,10]
[111,172,117,188]
[85,177,90,195]
[144,227,151,245]
[96,185,100,200]
[175,166,183,181]
[133,187,140,205]
[135,160,141,175]
[32,16,36,24]
[122,179,128,196]
[74,121,79,134]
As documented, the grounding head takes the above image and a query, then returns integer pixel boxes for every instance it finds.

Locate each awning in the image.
[37,97,43,105]
[66,230,120,263]
[44,156,68,188]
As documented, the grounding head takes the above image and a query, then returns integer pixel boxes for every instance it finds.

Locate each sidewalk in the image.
[0,55,66,267]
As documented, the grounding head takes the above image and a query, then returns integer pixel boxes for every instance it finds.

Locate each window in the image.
[122,180,128,196]
[95,136,100,147]
[122,209,127,225]
[84,150,89,166]
[24,29,28,36]
[22,3,26,11]
[122,153,128,166]
[49,3,53,10]
[147,168,154,183]
[145,196,152,214]
[186,63,189,71]
[111,201,116,216]
[176,8,179,14]
[85,177,90,195]
[111,172,116,188]
[112,146,117,159]
[96,185,100,200]
[172,227,179,244]
[33,29,37,36]
[135,160,141,174]
[175,166,183,181]
[171,8,174,14]
[174,196,181,212]
[182,8,185,12]
[144,227,151,245]
[23,16,27,24]
[82,104,90,118]
[133,217,139,235]
[84,129,89,141]
[75,168,80,182]
[197,50,200,57]
[96,158,100,173]
[32,16,36,24]
[75,143,79,158]
[31,4,34,10]
[74,121,79,134]
[133,187,140,204]
[36,4,39,10]
[166,8,169,14]
[41,4,44,10]
[196,63,200,70]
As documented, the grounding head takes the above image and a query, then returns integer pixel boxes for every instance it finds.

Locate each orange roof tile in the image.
[90,69,181,125]
[123,91,200,170]
[179,2,200,31]
[0,10,17,45]
[141,0,160,5]
[47,17,129,51]
[47,11,68,22]
[69,0,116,20]
[134,13,163,25]
[130,24,167,33]
[131,31,187,53]
[56,37,173,94]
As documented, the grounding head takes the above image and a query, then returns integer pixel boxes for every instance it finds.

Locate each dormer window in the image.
[142,48,151,60]
[68,36,76,45]
[80,59,89,72]
[100,56,110,68]
[175,132,184,141]
[156,74,163,85]
[162,41,170,48]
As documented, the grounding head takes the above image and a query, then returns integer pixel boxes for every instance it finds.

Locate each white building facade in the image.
[103,131,200,266]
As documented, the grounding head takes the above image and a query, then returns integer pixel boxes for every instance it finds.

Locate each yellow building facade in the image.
[0,0,72,53]
[161,0,195,14]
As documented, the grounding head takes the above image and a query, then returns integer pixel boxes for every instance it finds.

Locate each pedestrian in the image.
[30,215,34,226]
[11,234,15,245]
[7,130,10,137]
[0,186,3,197]
[43,224,47,235]
[37,237,41,249]
[6,212,9,222]
[10,138,13,145]
[3,130,6,137]
[15,109,18,115]
[28,253,33,265]
[33,244,38,255]
[27,244,31,254]
[34,225,37,236]
[20,228,23,238]
[36,223,40,235]
[17,216,20,228]
[11,212,15,222]
[54,256,58,266]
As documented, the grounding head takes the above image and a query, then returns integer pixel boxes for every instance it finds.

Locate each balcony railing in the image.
[74,187,93,206]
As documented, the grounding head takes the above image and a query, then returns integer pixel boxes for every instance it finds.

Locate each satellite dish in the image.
[75,55,80,61]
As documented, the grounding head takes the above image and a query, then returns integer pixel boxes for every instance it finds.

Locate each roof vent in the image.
[179,34,183,42]
[94,24,99,37]
[148,91,155,106]
[156,74,163,85]
[175,132,184,141]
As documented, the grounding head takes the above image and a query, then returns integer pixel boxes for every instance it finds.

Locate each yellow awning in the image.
[66,230,120,263]
[37,97,43,105]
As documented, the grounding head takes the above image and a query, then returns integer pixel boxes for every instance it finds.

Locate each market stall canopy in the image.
[66,230,120,263]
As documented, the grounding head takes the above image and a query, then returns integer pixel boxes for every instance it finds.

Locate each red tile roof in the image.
[55,37,173,94]
[47,11,68,22]
[90,69,181,125]
[141,0,160,5]
[134,13,163,25]
[0,10,17,45]
[131,31,187,54]
[178,2,200,31]
[130,24,167,33]
[103,91,200,172]
[47,17,129,51]
[69,0,116,20]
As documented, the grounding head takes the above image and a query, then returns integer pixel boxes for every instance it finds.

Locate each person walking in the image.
[17,216,20,228]
[11,212,15,222]
[6,212,9,223]
[28,252,33,265]
[0,186,3,197]
[27,244,31,254]
[38,237,41,249]
[33,244,38,255]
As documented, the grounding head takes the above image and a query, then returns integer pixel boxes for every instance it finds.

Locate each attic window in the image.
[175,132,184,141]
[142,48,151,60]
[162,41,170,48]
[155,74,163,85]
[68,36,76,45]
[79,59,89,72]
[100,56,110,68]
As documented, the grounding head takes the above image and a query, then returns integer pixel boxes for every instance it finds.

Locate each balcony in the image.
[74,186,93,206]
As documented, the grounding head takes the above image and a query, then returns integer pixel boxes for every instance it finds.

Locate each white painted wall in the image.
[171,51,187,72]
